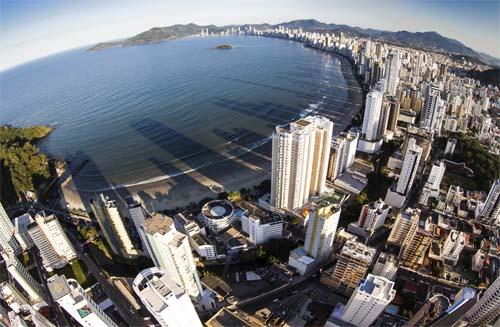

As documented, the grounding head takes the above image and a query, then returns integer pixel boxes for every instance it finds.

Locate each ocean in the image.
[0,35,359,198]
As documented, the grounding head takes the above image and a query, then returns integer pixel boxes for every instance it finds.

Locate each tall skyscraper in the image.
[461,275,500,326]
[384,50,400,96]
[441,230,465,266]
[90,193,138,258]
[332,274,396,327]
[1,250,43,304]
[271,116,333,210]
[421,84,445,134]
[320,239,376,292]
[480,179,500,226]
[385,139,422,208]
[143,214,203,300]
[362,90,384,141]
[133,267,202,327]
[397,138,422,195]
[304,202,341,261]
[48,274,118,327]
[27,212,77,271]
[0,202,20,254]
[327,136,346,181]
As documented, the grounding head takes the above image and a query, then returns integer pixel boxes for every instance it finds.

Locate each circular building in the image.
[201,200,235,234]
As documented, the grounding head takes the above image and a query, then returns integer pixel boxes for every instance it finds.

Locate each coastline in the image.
[60,37,363,212]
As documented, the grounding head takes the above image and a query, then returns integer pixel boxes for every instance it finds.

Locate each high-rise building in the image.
[89,193,138,258]
[126,194,149,253]
[13,213,34,251]
[441,230,465,266]
[133,267,202,327]
[1,250,43,304]
[362,90,384,141]
[304,202,341,261]
[143,214,203,300]
[461,275,500,326]
[327,136,346,181]
[387,208,420,246]
[419,161,446,205]
[320,239,376,292]
[240,202,283,245]
[385,139,422,208]
[332,274,396,327]
[48,274,118,327]
[0,202,20,254]
[421,84,445,134]
[397,138,422,195]
[382,96,400,133]
[385,51,400,96]
[27,213,77,271]
[480,179,500,226]
[271,116,333,210]
[348,200,390,238]
[371,252,398,281]
[400,225,432,269]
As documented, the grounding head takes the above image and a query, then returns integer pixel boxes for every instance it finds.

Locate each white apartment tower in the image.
[462,274,500,326]
[90,193,138,258]
[0,202,20,254]
[133,267,203,327]
[144,214,203,300]
[1,250,43,304]
[27,213,77,271]
[362,90,384,141]
[240,202,283,245]
[48,274,118,327]
[396,138,422,195]
[371,252,398,281]
[384,50,400,96]
[336,274,396,327]
[421,84,445,134]
[441,230,466,266]
[480,179,500,226]
[357,200,390,235]
[304,202,341,262]
[271,116,333,210]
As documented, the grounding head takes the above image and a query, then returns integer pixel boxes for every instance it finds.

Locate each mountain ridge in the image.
[88,19,499,67]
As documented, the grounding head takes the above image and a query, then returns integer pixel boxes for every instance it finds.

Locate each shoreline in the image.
[60,36,364,211]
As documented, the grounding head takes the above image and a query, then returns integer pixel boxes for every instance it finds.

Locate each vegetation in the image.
[0,125,53,203]
[53,260,96,289]
[340,192,368,227]
[447,134,500,191]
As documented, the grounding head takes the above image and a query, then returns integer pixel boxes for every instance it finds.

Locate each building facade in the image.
[304,202,341,261]
[271,116,333,210]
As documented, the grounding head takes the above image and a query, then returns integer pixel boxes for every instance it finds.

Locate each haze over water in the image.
[1,36,354,192]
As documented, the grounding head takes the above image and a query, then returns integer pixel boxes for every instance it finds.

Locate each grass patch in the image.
[54,260,96,289]
[92,239,112,259]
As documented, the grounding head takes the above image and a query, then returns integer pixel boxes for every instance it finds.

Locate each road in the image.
[67,232,147,327]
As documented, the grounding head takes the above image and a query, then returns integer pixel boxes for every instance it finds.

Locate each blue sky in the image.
[1,0,499,71]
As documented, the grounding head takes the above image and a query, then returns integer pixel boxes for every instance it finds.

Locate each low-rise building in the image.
[287,247,315,276]
[239,202,283,245]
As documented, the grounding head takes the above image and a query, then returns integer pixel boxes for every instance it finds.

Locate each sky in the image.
[1,0,499,71]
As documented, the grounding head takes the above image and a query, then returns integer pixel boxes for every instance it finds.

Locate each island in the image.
[215,44,232,49]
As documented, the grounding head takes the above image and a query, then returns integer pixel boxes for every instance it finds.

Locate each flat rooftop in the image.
[205,308,251,327]
[238,201,282,225]
[144,214,174,235]
[48,274,71,301]
[341,239,376,263]
[202,200,234,220]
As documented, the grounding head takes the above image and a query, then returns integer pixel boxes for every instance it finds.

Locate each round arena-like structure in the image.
[201,200,235,234]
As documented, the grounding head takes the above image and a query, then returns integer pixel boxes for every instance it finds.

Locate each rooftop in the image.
[238,201,282,225]
[202,200,234,220]
[358,274,396,301]
[144,214,174,235]
[47,274,71,301]
[341,239,376,263]
[205,308,251,327]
